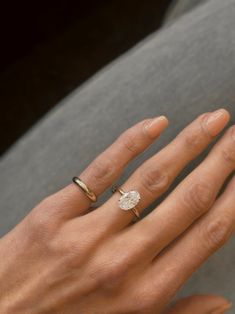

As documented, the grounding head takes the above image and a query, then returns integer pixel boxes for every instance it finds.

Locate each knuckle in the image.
[104,263,126,283]
[201,216,232,251]
[119,129,140,154]
[221,146,235,165]
[184,130,203,152]
[184,180,214,217]
[54,241,86,269]
[26,208,53,242]
[136,296,155,313]
[93,255,130,288]
[183,117,210,151]
[220,126,235,165]
[131,273,168,313]
[90,155,114,183]
[26,195,60,239]
[140,165,170,196]
[117,119,152,155]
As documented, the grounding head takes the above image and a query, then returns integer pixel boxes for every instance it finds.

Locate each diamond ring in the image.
[111,186,141,219]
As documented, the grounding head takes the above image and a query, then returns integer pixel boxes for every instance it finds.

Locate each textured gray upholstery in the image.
[165,0,207,23]
[1,0,235,308]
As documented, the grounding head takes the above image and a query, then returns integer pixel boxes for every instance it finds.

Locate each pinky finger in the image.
[164,295,232,314]
[146,175,235,310]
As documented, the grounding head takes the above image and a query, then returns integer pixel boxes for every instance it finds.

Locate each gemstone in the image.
[118,190,141,210]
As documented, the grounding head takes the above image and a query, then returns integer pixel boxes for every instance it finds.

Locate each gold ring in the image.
[72,177,97,202]
[111,186,140,219]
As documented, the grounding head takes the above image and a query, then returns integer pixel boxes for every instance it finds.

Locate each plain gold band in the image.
[72,177,97,202]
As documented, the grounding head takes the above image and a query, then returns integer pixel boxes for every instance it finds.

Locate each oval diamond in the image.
[118,190,141,210]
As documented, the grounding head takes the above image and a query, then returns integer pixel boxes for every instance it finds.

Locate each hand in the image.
[0,109,234,314]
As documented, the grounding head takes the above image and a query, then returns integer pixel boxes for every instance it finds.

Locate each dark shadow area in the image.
[0,0,172,155]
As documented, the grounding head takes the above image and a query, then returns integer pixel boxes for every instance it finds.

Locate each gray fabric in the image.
[165,0,208,23]
[1,0,235,307]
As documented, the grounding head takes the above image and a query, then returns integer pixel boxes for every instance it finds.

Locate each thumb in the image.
[164,294,232,314]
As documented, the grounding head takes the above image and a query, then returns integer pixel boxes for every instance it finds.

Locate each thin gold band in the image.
[130,207,140,219]
[72,177,97,202]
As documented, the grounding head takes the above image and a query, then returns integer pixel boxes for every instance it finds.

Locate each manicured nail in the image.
[203,108,230,137]
[144,116,169,139]
[210,302,232,314]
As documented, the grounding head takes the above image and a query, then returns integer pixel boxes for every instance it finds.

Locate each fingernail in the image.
[210,302,232,314]
[203,108,230,137]
[144,116,169,139]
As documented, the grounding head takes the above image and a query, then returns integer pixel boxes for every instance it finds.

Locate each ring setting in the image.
[112,186,141,219]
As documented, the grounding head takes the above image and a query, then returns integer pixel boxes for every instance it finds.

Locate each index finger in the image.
[47,116,168,218]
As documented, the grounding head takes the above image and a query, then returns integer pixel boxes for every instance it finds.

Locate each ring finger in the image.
[141,173,235,312]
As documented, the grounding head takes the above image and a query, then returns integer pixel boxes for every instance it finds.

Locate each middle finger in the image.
[88,108,230,232]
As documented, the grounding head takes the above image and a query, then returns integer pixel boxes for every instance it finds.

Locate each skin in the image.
[0,108,234,314]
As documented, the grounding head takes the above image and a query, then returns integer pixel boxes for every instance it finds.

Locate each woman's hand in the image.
[0,109,234,314]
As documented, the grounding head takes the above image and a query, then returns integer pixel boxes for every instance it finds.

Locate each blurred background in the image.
[0,0,173,156]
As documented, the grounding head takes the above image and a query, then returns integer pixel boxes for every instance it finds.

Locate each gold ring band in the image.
[72,177,97,202]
